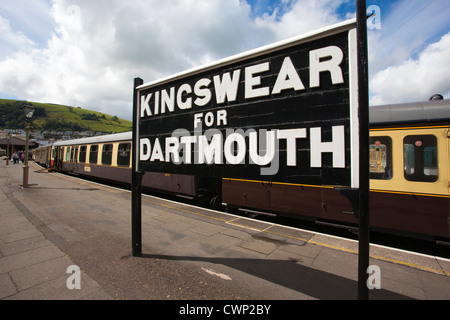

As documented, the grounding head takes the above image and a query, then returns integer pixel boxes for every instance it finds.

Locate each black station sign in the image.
[136,20,359,187]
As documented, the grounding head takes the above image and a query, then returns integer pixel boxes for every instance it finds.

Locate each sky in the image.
[0,0,449,120]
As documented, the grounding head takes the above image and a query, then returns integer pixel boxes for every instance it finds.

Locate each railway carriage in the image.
[33,145,51,167]
[368,100,449,241]
[222,99,450,242]
[33,98,449,242]
[48,132,216,200]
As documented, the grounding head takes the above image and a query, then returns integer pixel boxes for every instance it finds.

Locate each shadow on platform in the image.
[139,253,413,300]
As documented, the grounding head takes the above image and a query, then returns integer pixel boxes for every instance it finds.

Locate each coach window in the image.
[117,143,131,167]
[79,146,87,163]
[369,136,393,180]
[65,147,71,162]
[73,146,79,163]
[403,135,438,182]
[89,145,98,164]
[102,144,113,165]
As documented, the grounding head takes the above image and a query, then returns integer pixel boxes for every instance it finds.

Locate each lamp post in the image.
[6,132,10,165]
[22,104,35,188]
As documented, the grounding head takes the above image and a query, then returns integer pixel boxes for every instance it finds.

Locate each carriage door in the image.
[68,146,78,172]
[65,146,71,170]
[56,146,63,170]
[447,128,450,239]
[73,146,79,172]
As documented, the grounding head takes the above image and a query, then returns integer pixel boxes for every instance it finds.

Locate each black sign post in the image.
[132,77,144,257]
[356,0,370,300]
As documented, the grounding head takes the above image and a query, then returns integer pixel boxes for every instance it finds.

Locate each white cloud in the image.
[0,0,350,120]
[258,0,344,39]
[0,16,35,59]
[366,0,450,105]
[0,0,258,119]
[0,0,54,53]
[370,31,450,105]
[368,0,450,75]
[4,0,448,120]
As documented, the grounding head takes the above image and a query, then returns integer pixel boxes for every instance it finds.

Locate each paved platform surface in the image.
[1,160,449,303]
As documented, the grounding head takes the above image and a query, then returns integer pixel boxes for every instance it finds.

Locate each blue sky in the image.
[0,0,449,120]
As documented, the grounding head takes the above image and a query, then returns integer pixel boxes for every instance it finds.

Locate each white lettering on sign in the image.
[139,125,345,169]
[272,57,305,94]
[245,62,270,99]
[140,46,344,119]
[310,126,345,168]
[214,70,241,104]
[309,46,344,88]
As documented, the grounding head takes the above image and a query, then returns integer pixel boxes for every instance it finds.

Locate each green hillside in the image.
[0,99,132,134]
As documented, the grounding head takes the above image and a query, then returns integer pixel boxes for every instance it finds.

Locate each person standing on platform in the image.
[12,152,19,164]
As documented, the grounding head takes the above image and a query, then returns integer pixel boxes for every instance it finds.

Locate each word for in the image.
[140,45,344,118]
[140,126,345,169]
[66,265,81,290]
[179,304,271,317]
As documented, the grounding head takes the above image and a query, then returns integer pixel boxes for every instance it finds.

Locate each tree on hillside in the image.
[0,101,45,129]
[81,113,99,121]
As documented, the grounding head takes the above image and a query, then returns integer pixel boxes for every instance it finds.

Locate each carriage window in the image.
[369,136,392,180]
[89,145,98,164]
[79,146,87,163]
[404,135,438,182]
[117,143,131,167]
[73,146,78,163]
[102,144,113,165]
[65,147,71,162]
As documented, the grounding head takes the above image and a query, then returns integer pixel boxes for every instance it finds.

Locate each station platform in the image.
[1,160,449,304]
